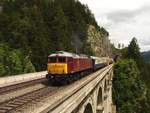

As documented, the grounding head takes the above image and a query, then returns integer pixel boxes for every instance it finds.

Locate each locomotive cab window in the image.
[48,57,57,63]
[58,57,66,63]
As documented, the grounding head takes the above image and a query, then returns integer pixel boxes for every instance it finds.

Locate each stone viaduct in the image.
[41,64,116,113]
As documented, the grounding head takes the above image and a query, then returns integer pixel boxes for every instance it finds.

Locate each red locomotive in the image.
[46,51,112,83]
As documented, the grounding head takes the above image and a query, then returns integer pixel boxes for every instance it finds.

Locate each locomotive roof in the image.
[48,51,89,59]
[49,51,78,57]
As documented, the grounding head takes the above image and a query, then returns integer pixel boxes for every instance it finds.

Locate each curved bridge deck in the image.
[0,64,115,113]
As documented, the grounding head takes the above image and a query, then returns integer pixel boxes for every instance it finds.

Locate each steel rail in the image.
[0,78,46,95]
[0,86,58,113]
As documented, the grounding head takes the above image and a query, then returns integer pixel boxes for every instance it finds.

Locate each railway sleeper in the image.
[0,109,7,113]
[0,106,12,110]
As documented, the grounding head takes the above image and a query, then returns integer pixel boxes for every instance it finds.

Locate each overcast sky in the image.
[79,0,150,52]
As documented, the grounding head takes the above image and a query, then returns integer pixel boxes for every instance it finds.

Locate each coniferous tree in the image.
[50,2,73,51]
[127,37,141,67]
[127,38,140,60]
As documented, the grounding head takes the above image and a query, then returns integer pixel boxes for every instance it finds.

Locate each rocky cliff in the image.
[87,25,112,57]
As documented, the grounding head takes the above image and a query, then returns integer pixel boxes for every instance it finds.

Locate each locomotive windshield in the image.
[58,57,66,63]
[48,57,66,63]
[48,57,57,63]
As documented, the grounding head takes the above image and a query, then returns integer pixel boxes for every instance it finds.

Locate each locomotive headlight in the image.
[49,70,51,73]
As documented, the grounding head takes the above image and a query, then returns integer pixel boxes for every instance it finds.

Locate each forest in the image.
[113,38,150,113]
[0,0,109,76]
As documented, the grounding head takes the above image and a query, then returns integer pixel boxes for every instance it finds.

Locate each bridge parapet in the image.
[0,71,46,88]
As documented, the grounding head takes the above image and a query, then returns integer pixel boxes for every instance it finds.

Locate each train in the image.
[46,51,113,83]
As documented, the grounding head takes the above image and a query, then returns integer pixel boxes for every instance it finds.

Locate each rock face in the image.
[87,25,112,57]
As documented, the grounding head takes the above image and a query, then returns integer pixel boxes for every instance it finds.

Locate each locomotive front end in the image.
[47,56,68,75]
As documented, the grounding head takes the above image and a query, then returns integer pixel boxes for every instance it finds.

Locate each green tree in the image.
[6,49,23,75]
[50,2,73,51]
[127,37,141,66]
[113,59,147,113]
[23,56,35,73]
[0,44,9,76]
[0,45,6,76]
[0,44,35,76]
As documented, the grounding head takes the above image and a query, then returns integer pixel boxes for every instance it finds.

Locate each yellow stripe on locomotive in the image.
[47,63,68,74]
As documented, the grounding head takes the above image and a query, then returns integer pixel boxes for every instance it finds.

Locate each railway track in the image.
[0,78,46,95]
[0,86,58,113]
[0,65,112,113]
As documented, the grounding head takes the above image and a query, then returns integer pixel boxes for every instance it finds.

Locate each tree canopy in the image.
[113,37,150,113]
[0,0,109,74]
[0,44,35,76]
[113,59,148,113]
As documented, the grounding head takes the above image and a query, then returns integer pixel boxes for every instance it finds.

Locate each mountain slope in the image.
[0,0,112,73]
[142,51,150,63]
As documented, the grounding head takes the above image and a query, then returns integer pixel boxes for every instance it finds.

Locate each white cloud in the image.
[79,0,150,51]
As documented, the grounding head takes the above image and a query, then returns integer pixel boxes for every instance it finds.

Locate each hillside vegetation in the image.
[0,0,111,76]
[113,59,148,113]
[0,44,35,76]
[113,38,150,113]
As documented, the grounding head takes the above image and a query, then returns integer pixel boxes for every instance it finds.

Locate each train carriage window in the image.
[58,57,66,63]
[48,57,57,63]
